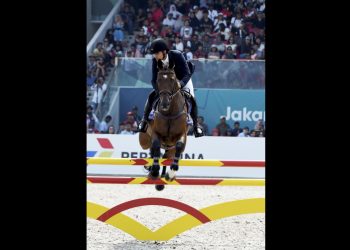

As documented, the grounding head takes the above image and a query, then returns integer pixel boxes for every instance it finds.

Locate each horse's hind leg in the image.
[165,136,186,182]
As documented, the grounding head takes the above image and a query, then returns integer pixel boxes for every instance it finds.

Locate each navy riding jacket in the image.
[151,50,191,91]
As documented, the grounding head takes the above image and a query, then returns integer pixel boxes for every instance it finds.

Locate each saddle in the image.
[148,90,193,125]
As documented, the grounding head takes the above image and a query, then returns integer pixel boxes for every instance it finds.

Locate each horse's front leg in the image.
[149,134,161,180]
[166,135,186,182]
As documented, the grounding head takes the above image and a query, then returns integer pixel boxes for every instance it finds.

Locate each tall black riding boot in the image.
[137,90,157,133]
[189,95,204,137]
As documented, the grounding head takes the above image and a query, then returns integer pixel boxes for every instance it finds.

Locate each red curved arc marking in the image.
[97,198,211,223]
[220,160,265,167]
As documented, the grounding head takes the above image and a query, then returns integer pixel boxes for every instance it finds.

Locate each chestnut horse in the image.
[139,63,189,187]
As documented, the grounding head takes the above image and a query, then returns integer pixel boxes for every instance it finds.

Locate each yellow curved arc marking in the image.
[87,198,265,241]
[87,202,108,219]
[200,198,265,221]
[105,214,154,239]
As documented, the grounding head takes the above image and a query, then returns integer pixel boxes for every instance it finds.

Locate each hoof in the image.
[148,165,160,180]
[165,172,176,182]
[155,185,165,191]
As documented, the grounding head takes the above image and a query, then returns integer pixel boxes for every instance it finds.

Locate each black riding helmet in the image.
[150,38,169,54]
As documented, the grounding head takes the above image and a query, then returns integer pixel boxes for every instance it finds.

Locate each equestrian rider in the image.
[137,38,204,137]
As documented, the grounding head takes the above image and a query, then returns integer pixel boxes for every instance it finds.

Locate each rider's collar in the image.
[161,54,169,68]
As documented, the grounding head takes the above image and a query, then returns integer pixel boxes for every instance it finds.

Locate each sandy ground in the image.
[87,184,265,250]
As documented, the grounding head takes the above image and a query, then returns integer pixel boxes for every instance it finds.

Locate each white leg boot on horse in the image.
[166,139,186,182]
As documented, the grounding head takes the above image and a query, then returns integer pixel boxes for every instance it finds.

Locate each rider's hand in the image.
[177,80,182,89]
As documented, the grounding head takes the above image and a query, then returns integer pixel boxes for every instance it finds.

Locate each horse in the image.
[139,62,189,190]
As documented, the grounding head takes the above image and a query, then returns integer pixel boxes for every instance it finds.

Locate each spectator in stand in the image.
[183,46,193,60]
[194,44,206,59]
[238,126,250,137]
[151,2,164,28]
[95,57,105,77]
[120,123,134,135]
[193,5,203,21]
[99,115,112,133]
[216,116,231,136]
[131,105,141,124]
[87,69,96,87]
[148,20,158,36]
[162,13,176,29]
[213,35,226,57]
[87,105,99,132]
[135,8,146,31]
[208,3,218,22]
[173,36,184,51]
[90,76,107,110]
[189,34,202,53]
[105,29,114,44]
[252,11,265,32]
[87,55,97,73]
[231,121,243,137]
[234,23,249,46]
[93,42,104,58]
[197,116,209,136]
[199,10,214,34]
[254,119,265,137]
[113,15,125,42]
[122,111,138,133]
[141,19,150,36]
[120,3,135,34]
[211,127,219,136]
[250,130,257,137]
[108,125,116,134]
[230,12,244,30]
[222,45,236,59]
[214,22,231,41]
[238,36,252,59]
[168,4,183,20]
[213,13,227,32]
[201,34,212,55]
[188,9,201,34]
[255,36,265,59]
[180,20,193,40]
[208,45,220,59]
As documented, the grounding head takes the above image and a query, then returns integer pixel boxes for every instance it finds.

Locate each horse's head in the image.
[157,62,180,112]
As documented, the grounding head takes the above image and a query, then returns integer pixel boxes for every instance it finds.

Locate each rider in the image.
[137,38,204,137]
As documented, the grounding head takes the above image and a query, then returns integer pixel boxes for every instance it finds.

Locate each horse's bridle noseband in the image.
[158,88,180,101]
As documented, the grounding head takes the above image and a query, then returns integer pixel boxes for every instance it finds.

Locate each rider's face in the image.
[153,51,165,60]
